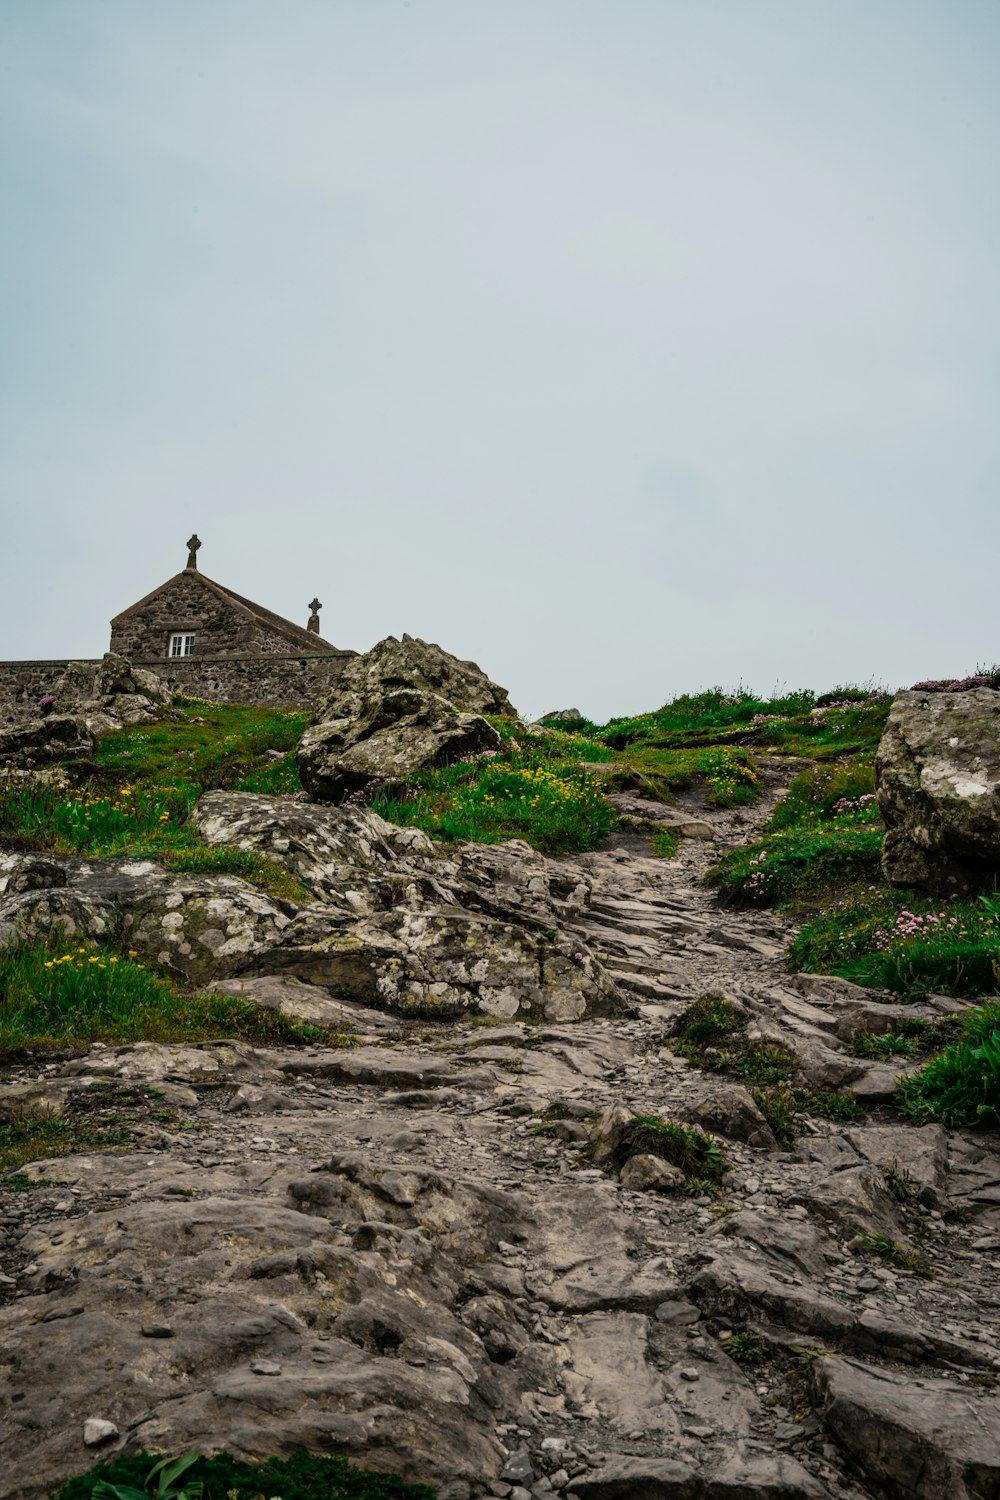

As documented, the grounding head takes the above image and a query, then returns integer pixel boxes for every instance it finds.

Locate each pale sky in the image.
[2,1,998,721]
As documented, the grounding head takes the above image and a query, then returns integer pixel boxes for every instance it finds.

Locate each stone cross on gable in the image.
[307,598,322,634]
[186,534,201,570]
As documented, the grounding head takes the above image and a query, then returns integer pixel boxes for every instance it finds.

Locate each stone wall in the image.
[0,653,355,723]
[110,571,325,659]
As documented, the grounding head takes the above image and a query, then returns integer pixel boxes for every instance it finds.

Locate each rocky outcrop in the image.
[298,636,512,802]
[0,796,627,1020]
[877,686,1000,893]
[0,713,95,766]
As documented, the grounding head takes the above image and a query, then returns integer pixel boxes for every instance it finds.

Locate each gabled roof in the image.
[110,569,338,653]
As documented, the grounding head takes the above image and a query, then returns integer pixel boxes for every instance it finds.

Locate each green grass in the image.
[364,721,618,854]
[54,1448,438,1500]
[586,686,890,760]
[896,1001,1000,1127]
[768,760,878,829]
[853,1229,934,1279]
[614,744,763,808]
[0,700,310,893]
[651,827,681,859]
[789,890,1000,997]
[725,1332,770,1366]
[600,1111,727,1191]
[0,939,349,1054]
[706,826,884,908]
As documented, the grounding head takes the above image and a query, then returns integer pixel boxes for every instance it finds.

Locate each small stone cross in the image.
[307,598,322,634]
[186,534,201,570]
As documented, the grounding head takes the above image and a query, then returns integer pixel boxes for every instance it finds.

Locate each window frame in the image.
[168,633,196,658]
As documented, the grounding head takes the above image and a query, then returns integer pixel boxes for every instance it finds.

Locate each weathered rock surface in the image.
[812,1356,1000,1499]
[877,686,1000,892]
[3,758,1000,1500]
[0,713,95,766]
[0,797,627,1020]
[298,635,513,802]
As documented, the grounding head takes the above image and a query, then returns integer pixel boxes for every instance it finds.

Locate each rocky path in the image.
[2,769,1000,1499]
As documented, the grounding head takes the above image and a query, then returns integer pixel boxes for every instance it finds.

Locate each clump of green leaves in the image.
[882,1158,917,1202]
[607,1113,727,1191]
[850,1029,921,1060]
[726,1332,770,1366]
[54,1448,438,1500]
[853,1229,935,1279]
[896,1001,1000,1127]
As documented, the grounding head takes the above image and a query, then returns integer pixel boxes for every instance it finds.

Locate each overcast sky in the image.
[2,1,998,721]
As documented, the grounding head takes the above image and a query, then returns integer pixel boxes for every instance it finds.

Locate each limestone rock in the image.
[812,1355,1000,1499]
[298,635,513,802]
[82,1417,119,1447]
[619,1153,685,1193]
[313,633,516,723]
[537,709,583,724]
[571,1456,701,1499]
[686,1085,776,1149]
[190,793,626,1020]
[0,713,94,766]
[877,686,1000,893]
[270,904,623,1022]
[706,1452,832,1498]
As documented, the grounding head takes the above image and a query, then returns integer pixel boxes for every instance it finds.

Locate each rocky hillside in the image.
[1,651,998,1500]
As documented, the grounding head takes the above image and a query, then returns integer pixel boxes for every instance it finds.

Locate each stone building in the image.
[110,534,337,662]
[0,536,356,719]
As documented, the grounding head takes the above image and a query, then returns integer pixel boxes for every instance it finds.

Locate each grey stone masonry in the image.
[110,569,338,660]
[0,653,355,723]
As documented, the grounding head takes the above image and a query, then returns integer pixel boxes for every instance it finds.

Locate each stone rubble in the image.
[0,767,998,1499]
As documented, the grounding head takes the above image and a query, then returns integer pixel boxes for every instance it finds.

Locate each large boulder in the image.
[298,635,512,802]
[0,796,628,1021]
[313,634,516,723]
[877,687,1000,893]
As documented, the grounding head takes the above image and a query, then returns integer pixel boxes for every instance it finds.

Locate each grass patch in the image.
[604,1112,727,1191]
[652,827,681,859]
[853,1228,935,1279]
[156,845,311,903]
[895,1001,1000,1127]
[0,701,310,893]
[725,1332,770,1366]
[769,760,878,830]
[0,940,349,1054]
[789,890,1000,998]
[0,1111,138,1174]
[706,826,884,908]
[1,1170,56,1190]
[364,724,617,854]
[55,1447,438,1500]
[590,687,890,760]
